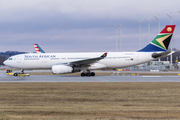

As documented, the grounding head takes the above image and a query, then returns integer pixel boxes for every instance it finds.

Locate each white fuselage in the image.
[4,52,155,70]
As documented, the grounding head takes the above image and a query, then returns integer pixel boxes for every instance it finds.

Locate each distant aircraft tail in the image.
[138,25,176,52]
[34,44,46,53]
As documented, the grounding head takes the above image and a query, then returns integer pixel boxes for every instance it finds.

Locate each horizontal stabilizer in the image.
[152,51,174,58]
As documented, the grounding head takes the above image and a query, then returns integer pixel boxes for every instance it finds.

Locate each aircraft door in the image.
[133,53,139,61]
[17,56,22,63]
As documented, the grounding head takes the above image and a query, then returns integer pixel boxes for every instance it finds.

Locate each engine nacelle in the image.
[52,65,73,74]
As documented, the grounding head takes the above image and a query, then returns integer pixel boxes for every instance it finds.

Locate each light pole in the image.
[136,20,141,50]
[154,16,160,32]
[113,24,119,52]
[167,13,172,25]
[155,16,160,61]
[118,24,125,52]
[145,19,150,43]
[166,13,173,65]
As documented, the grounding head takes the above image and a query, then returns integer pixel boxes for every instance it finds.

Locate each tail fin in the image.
[138,25,176,52]
[34,44,46,53]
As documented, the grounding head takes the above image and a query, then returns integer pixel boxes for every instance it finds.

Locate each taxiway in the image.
[0,70,180,82]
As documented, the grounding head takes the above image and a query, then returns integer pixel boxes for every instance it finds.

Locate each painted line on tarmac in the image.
[142,76,161,77]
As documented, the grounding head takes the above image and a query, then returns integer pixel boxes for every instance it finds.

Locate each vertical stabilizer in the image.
[138,25,176,52]
[34,44,46,53]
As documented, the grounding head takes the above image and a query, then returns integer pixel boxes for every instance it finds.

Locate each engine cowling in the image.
[52,65,73,74]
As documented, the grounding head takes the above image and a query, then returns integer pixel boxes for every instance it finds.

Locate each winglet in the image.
[101,53,107,58]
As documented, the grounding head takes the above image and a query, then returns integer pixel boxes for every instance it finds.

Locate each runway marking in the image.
[142,76,161,77]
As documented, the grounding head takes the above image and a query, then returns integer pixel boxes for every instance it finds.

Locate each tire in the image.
[86,73,91,76]
[14,73,18,76]
[81,73,86,77]
[90,72,95,76]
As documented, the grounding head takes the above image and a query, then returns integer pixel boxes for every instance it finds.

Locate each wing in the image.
[66,52,107,66]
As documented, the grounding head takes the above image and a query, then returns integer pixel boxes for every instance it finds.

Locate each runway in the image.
[0,70,180,82]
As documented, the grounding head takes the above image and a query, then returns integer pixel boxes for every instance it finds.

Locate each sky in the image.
[0,0,180,53]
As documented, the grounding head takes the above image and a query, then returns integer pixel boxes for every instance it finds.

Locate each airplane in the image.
[3,25,176,77]
[34,44,46,53]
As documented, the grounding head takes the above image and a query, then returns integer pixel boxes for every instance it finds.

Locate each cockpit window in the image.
[8,58,12,60]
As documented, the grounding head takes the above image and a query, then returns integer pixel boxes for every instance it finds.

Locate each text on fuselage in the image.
[24,55,56,58]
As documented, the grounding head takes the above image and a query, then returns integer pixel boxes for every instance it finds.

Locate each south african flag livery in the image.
[138,25,176,52]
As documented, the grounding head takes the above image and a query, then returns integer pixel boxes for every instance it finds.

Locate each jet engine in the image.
[52,65,81,74]
[52,65,73,74]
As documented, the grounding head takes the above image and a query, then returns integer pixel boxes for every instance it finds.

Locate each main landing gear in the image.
[81,71,95,77]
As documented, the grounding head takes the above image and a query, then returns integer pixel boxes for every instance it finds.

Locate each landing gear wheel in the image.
[14,73,18,76]
[81,72,95,77]
[81,72,86,77]
[86,73,91,76]
[90,72,95,76]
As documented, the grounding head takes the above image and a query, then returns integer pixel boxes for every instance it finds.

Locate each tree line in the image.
[0,51,27,65]
[0,55,6,65]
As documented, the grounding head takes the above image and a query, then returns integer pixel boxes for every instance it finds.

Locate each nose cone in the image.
[3,60,7,65]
